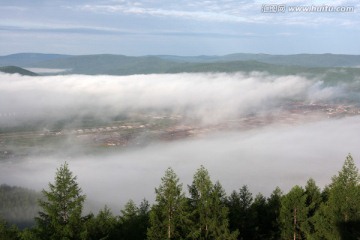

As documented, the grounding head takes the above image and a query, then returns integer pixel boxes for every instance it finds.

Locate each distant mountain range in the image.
[158,53,360,68]
[2,52,360,68]
[0,53,71,67]
[0,53,360,82]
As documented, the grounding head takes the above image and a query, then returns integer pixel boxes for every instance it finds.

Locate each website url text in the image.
[261,4,355,13]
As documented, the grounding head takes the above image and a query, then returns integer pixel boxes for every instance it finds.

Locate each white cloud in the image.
[75,0,360,27]
[0,6,26,11]
[0,19,133,34]
[78,4,254,23]
[0,72,333,126]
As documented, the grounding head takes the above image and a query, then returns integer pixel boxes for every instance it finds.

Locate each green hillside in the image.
[27,54,180,75]
[166,60,360,85]
[2,53,360,69]
[0,66,38,76]
[158,53,360,67]
[1,53,360,84]
[250,53,360,68]
[21,54,360,84]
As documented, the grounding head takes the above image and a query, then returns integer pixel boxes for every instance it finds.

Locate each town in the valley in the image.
[1,101,359,160]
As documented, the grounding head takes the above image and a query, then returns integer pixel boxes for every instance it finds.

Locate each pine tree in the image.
[266,187,282,240]
[210,181,238,240]
[83,205,118,240]
[313,154,360,239]
[311,202,333,239]
[238,185,254,239]
[302,178,322,238]
[121,200,138,222]
[188,166,213,239]
[0,219,19,240]
[330,154,360,223]
[137,198,150,239]
[35,162,86,240]
[226,185,254,240]
[188,166,238,240]
[120,199,149,240]
[226,190,242,235]
[251,193,268,240]
[280,185,308,240]
[147,167,190,239]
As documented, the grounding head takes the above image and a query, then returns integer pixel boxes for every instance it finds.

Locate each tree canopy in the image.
[1,154,360,239]
[148,167,190,239]
[35,162,86,240]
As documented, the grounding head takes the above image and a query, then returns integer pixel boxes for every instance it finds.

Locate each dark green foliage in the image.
[302,178,322,238]
[250,193,268,240]
[313,154,360,239]
[148,168,190,239]
[226,190,242,233]
[1,155,360,239]
[266,187,282,239]
[239,188,282,240]
[119,199,149,240]
[0,219,20,240]
[35,162,86,240]
[280,185,308,240]
[0,185,40,228]
[226,186,282,240]
[0,66,38,76]
[226,185,254,239]
[82,206,117,240]
[188,166,238,240]
[82,199,150,240]
[18,228,38,240]
[330,154,360,223]
[238,185,254,239]
[209,181,238,240]
[188,166,214,239]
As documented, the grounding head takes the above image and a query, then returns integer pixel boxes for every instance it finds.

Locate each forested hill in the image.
[2,53,360,68]
[1,154,360,239]
[0,185,40,229]
[0,66,38,76]
[0,53,360,79]
[159,53,360,67]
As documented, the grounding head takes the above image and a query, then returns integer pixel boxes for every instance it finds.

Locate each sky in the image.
[0,0,360,56]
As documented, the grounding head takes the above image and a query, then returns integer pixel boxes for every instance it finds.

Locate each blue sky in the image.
[0,0,359,55]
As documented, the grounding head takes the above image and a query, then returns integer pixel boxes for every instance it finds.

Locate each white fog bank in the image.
[0,72,347,126]
[1,116,359,211]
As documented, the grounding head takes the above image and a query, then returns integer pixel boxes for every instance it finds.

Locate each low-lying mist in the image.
[1,116,359,212]
[0,72,352,128]
[1,71,359,213]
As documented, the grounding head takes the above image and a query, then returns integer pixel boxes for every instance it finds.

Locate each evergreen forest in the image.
[1,154,360,239]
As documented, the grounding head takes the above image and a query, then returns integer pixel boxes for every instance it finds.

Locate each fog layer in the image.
[1,116,359,211]
[0,72,359,212]
[0,72,344,126]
